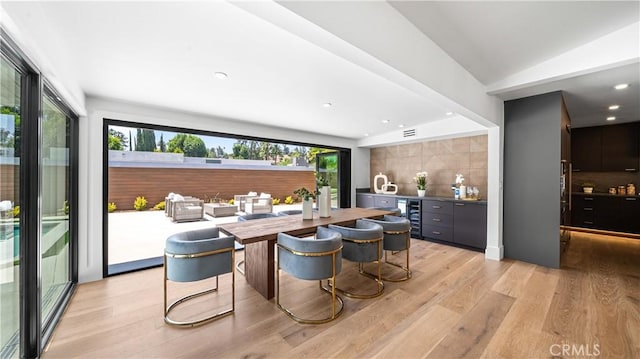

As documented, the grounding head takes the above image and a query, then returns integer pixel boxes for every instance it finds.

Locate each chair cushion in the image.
[259,192,271,198]
[173,194,185,201]
[328,220,383,263]
[248,191,258,196]
[361,216,411,251]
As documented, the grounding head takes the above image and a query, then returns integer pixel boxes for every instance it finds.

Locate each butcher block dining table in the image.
[218,207,393,300]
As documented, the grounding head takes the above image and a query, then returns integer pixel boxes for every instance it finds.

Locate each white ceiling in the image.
[3,1,639,137]
[389,0,640,127]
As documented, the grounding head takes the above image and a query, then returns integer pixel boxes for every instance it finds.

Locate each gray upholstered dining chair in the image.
[361,215,412,281]
[164,227,235,327]
[327,220,384,299]
[276,226,344,324]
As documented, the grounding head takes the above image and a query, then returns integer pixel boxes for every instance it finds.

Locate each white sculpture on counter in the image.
[373,172,398,194]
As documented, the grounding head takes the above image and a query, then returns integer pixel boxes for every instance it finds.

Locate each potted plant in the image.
[582,182,595,194]
[294,187,318,220]
[414,171,428,197]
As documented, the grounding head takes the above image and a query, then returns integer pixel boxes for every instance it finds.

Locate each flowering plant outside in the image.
[414,171,428,190]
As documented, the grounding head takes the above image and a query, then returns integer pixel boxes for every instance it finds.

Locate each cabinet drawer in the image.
[422,224,453,242]
[422,212,453,227]
[422,200,453,215]
[374,196,396,208]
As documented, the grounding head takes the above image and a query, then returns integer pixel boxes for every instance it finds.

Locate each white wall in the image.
[79,97,367,282]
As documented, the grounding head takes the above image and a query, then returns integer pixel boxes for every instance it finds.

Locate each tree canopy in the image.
[167,133,207,157]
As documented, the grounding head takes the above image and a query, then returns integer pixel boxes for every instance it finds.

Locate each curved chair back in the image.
[277,226,342,280]
[165,227,235,282]
[328,220,383,263]
[362,215,411,251]
[237,212,280,222]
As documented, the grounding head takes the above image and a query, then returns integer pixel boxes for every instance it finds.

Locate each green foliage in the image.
[293,187,318,201]
[107,202,117,213]
[108,135,123,150]
[108,128,128,150]
[582,182,595,188]
[153,201,166,210]
[158,133,167,152]
[133,196,148,211]
[13,206,20,218]
[316,174,329,187]
[134,129,156,152]
[63,200,70,215]
[168,133,207,157]
[284,196,294,205]
[272,198,280,205]
[228,198,235,205]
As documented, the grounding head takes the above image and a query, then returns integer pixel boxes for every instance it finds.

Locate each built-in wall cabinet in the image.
[572,122,640,172]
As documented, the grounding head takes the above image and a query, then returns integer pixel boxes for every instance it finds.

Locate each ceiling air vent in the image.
[403,128,416,137]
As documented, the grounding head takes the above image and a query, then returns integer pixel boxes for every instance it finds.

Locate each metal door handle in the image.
[432,231,441,235]
[432,205,441,209]
[455,203,464,206]
[432,218,441,222]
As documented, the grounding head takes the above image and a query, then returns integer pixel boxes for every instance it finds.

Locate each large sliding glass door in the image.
[1,31,78,358]
[0,55,22,359]
[41,93,72,325]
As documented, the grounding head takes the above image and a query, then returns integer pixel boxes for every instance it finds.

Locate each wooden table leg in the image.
[244,239,275,299]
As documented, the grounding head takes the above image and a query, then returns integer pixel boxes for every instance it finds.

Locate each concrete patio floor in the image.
[108,204,303,265]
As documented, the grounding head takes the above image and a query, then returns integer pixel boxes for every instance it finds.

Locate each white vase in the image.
[319,186,331,217]
[417,189,426,197]
[302,198,313,220]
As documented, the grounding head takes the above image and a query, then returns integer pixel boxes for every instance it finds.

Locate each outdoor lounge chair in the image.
[233,192,258,212]
[245,193,273,214]
[171,196,204,222]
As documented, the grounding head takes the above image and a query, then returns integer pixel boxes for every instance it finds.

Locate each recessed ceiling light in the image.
[607,116,616,121]
[323,102,332,108]
[214,72,228,79]
[614,83,629,90]
[445,111,454,116]
[381,120,390,124]
[609,105,620,110]
[364,133,369,137]
[398,124,405,128]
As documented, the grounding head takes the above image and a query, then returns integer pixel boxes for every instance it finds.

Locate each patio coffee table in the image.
[203,203,238,217]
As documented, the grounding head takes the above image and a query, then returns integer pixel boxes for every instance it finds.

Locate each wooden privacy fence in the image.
[108,167,316,210]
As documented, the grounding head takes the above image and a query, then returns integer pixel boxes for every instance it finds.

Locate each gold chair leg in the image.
[277,251,344,324]
[164,251,235,328]
[365,237,412,282]
[330,241,385,299]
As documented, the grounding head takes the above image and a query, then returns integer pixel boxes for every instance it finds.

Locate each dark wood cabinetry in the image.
[453,202,487,249]
[601,122,639,172]
[571,194,640,234]
[572,122,639,172]
[571,126,602,172]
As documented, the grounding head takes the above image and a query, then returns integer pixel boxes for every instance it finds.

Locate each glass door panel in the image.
[316,151,339,208]
[40,96,70,322]
[0,55,21,358]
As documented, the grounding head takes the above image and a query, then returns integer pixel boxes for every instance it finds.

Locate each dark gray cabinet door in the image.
[571,126,602,172]
[601,123,639,172]
[356,194,374,208]
[453,202,487,249]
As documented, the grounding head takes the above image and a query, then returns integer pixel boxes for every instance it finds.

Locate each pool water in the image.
[0,223,61,257]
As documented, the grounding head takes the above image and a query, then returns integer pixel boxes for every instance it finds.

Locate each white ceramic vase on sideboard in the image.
[417,189,426,197]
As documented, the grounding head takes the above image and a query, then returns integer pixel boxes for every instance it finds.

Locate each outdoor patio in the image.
[108,203,303,265]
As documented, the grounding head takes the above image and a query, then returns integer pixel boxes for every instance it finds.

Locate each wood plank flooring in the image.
[43,231,640,358]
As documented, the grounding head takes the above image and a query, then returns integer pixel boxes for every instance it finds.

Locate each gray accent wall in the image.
[504,92,562,268]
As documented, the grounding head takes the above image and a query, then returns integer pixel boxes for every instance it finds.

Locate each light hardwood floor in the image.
[43,232,639,358]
